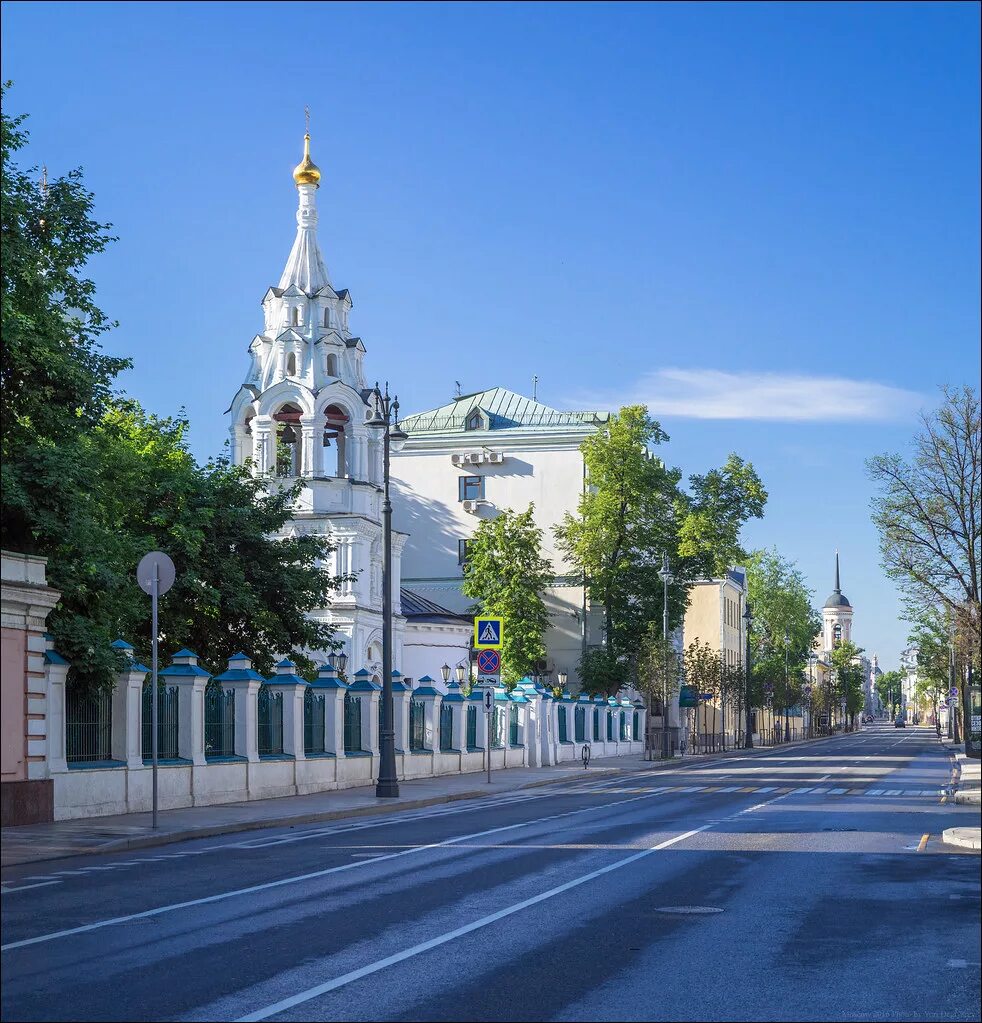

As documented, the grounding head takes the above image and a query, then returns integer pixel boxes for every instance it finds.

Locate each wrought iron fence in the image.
[619,713,628,742]
[574,706,585,742]
[633,710,640,741]
[204,681,235,759]
[142,682,179,760]
[304,688,326,754]
[439,702,454,751]
[509,704,519,746]
[409,698,425,751]
[558,707,568,742]
[593,708,601,738]
[66,688,113,763]
[258,685,284,756]
[606,711,614,742]
[466,704,478,749]
[344,692,363,753]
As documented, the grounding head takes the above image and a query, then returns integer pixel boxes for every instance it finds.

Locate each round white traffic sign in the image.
[137,551,176,596]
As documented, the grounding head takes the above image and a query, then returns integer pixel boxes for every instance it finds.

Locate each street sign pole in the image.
[483,687,495,784]
[151,566,159,830]
[137,551,176,832]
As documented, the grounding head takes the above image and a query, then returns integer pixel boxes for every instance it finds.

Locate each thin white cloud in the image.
[573,369,923,422]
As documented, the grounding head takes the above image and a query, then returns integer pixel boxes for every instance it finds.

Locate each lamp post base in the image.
[375,779,400,798]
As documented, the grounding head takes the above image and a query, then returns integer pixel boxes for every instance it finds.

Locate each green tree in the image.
[555,407,766,695]
[829,640,866,728]
[555,405,684,695]
[45,402,346,688]
[636,625,683,718]
[683,640,722,743]
[462,505,552,687]
[867,386,981,651]
[876,669,905,718]
[745,549,820,719]
[678,454,767,577]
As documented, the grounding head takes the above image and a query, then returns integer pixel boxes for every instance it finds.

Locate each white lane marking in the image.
[867,790,884,795]
[756,787,776,793]
[828,788,847,795]
[0,784,692,953]
[792,788,814,794]
[0,880,62,894]
[235,790,790,1022]
[236,827,712,1022]
[717,786,739,793]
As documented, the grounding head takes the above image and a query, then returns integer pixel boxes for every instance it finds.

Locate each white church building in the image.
[226,132,470,679]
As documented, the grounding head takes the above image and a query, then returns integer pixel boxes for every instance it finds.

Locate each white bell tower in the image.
[226,127,406,674]
[821,550,853,651]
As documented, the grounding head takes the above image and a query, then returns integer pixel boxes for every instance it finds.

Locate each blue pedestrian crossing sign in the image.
[474,617,503,649]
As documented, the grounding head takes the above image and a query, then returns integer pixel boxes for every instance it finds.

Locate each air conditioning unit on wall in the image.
[450,453,466,466]
[461,499,486,514]
[465,452,484,465]
[485,451,504,464]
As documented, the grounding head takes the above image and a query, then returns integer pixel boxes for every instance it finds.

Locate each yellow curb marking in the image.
[917,833,930,852]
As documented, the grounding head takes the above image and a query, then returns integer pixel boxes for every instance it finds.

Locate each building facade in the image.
[392,387,609,687]
[225,133,473,675]
[682,568,757,741]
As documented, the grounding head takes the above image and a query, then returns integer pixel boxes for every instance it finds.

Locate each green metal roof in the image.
[401,387,608,435]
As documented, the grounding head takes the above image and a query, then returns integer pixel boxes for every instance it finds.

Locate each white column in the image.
[281,684,307,759]
[170,676,208,765]
[225,679,261,763]
[112,667,146,769]
[326,686,346,756]
[45,654,69,775]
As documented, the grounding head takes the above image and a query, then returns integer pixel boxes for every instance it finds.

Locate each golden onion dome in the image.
[293,133,321,186]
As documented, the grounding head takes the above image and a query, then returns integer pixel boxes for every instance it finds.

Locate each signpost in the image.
[136,551,176,830]
[482,687,495,784]
[474,617,503,649]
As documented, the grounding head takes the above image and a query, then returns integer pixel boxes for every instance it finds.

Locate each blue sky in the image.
[3,1,979,668]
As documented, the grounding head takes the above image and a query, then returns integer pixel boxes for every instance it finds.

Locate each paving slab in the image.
[942,826,982,850]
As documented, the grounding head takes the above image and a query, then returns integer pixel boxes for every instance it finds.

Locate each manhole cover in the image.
[654,906,724,915]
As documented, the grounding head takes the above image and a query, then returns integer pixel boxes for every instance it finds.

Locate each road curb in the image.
[942,827,982,851]
[0,766,627,868]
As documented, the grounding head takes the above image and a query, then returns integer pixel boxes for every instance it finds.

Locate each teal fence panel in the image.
[574,706,585,742]
[409,698,426,751]
[466,704,478,749]
[258,685,284,756]
[439,702,454,751]
[204,682,235,759]
[509,704,519,746]
[343,692,362,753]
[558,707,568,742]
[304,688,326,754]
[66,688,112,763]
[142,682,179,760]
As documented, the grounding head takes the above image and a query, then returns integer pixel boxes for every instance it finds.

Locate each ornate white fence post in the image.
[160,648,210,765]
[214,652,263,763]
[267,658,308,759]
[110,639,148,769]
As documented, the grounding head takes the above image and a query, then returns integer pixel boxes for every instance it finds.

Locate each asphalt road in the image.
[2,724,980,1023]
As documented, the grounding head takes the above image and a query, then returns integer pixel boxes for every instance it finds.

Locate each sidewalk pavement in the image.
[938,738,981,805]
[0,731,840,870]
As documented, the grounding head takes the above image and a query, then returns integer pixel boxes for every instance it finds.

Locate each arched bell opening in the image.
[273,402,304,477]
[323,404,350,478]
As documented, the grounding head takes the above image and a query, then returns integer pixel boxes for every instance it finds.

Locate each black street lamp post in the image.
[743,602,754,749]
[784,630,791,742]
[367,382,408,798]
[658,555,674,759]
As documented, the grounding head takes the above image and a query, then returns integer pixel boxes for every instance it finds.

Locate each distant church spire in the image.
[279,119,330,294]
[834,548,840,593]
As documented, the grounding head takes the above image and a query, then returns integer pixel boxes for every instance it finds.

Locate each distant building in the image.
[392,387,610,688]
[682,568,749,740]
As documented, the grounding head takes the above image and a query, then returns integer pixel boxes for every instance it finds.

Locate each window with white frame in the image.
[458,476,484,502]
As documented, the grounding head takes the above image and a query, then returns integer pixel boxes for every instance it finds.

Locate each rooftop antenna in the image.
[532,374,538,401]
[454,380,462,398]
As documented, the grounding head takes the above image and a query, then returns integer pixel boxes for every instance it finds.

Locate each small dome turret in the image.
[293,133,321,187]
